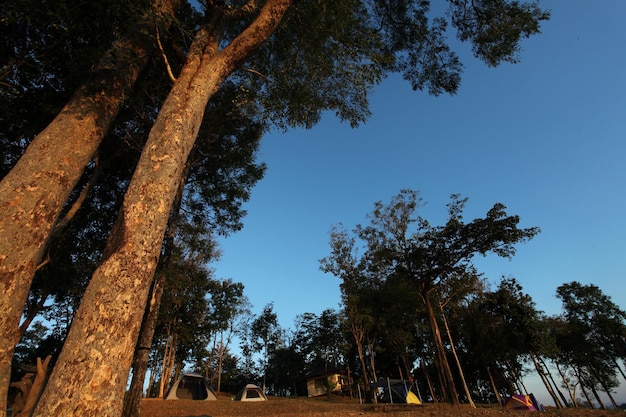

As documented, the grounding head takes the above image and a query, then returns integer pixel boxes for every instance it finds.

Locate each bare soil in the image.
[140,395,624,417]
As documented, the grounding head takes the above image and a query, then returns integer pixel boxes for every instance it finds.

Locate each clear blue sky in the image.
[215,0,626,403]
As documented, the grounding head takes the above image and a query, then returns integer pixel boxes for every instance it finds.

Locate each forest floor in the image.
[140,394,625,417]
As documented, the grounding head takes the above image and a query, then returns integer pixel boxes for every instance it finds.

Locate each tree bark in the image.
[123,162,188,417]
[32,2,292,415]
[0,2,181,413]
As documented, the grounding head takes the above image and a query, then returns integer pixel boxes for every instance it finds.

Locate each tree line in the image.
[0,0,551,415]
[319,191,626,409]
[11,189,626,413]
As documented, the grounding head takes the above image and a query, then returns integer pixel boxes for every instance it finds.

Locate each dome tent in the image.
[370,378,421,404]
[233,384,267,401]
[165,373,217,401]
[504,393,543,411]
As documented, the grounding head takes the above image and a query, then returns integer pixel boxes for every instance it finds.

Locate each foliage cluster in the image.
[1,0,556,415]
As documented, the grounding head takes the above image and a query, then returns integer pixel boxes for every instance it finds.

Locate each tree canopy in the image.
[321,190,540,405]
[1,0,551,414]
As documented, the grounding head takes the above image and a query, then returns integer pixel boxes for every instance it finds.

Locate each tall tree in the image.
[320,226,379,389]
[34,2,289,414]
[555,282,626,408]
[474,278,561,406]
[123,79,265,416]
[322,191,539,405]
[0,0,183,405]
[250,302,284,393]
[207,278,250,393]
[2,1,548,414]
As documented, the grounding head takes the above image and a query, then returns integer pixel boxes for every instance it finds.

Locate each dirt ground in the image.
[139,395,624,417]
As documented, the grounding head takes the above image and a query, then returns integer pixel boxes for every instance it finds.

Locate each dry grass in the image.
[139,394,624,417]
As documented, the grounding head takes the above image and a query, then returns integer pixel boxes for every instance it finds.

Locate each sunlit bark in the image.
[0,2,181,412]
[32,2,292,414]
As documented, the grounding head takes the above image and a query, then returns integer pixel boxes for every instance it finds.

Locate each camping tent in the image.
[370,378,421,404]
[233,384,267,401]
[388,381,421,404]
[165,373,217,401]
[504,394,539,411]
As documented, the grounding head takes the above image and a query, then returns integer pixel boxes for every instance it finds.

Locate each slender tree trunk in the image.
[399,353,412,383]
[486,366,502,405]
[147,366,156,398]
[613,357,626,381]
[575,367,594,408]
[539,356,568,407]
[31,3,292,415]
[505,359,526,393]
[439,302,475,407]
[217,333,224,393]
[602,383,619,410]
[555,361,577,407]
[121,272,166,417]
[351,325,369,381]
[14,356,50,417]
[589,384,606,409]
[352,328,373,401]
[164,333,178,398]
[580,384,593,408]
[433,353,448,402]
[366,338,378,384]
[530,351,562,408]
[424,295,459,405]
[593,368,619,410]
[0,2,181,411]
[158,331,174,398]
[171,362,182,395]
[421,359,437,403]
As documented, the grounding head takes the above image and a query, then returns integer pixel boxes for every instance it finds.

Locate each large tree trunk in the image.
[424,295,459,405]
[31,2,292,415]
[0,2,180,412]
[122,163,188,417]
